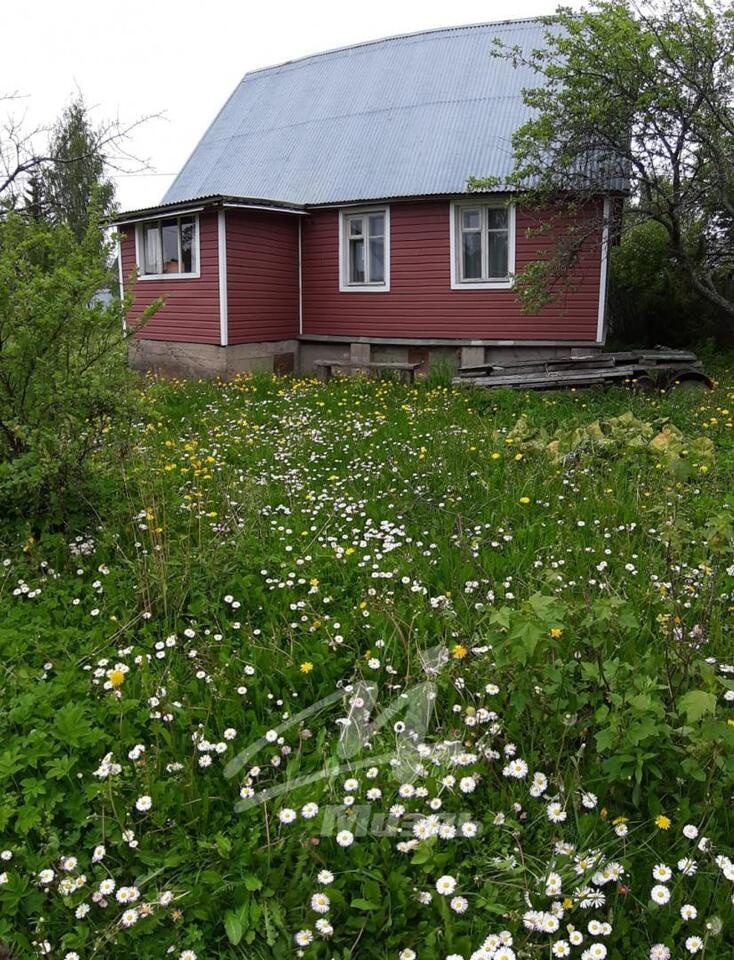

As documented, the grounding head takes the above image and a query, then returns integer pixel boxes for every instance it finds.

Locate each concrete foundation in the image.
[129,336,601,380]
[129,338,300,379]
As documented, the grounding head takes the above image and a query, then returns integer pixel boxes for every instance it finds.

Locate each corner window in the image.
[339,207,390,291]
[451,202,515,289]
[137,215,199,279]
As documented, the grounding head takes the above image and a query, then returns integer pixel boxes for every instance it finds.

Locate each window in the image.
[137,215,199,278]
[451,202,515,289]
[340,207,390,291]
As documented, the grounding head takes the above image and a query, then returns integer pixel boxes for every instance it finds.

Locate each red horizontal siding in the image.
[301,200,603,341]
[225,210,299,344]
[119,210,221,344]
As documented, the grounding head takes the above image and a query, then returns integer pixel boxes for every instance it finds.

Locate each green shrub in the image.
[608,220,731,348]
[0,211,158,521]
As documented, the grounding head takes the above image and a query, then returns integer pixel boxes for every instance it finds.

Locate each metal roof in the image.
[161,19,555,207]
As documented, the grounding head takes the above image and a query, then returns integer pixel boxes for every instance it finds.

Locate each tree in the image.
[42,96,116,240]
[0,207,161,520]
[0,97,162,521]
[476,0,734,324]
[607,219,725,345]
[1,93,157,214]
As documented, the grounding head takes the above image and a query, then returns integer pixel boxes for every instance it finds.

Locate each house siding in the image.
[301,200,604,341]
[119,210,221,344]
[225,209,300,344]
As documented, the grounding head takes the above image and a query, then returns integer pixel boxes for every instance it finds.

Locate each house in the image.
[113,18,615,379]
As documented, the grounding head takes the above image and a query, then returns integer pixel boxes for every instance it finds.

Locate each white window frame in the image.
[135,214,201,280]
[450,200,515,290]
[339,206,390,292]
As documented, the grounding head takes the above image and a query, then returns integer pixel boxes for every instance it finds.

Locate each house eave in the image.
[110,194,308,226]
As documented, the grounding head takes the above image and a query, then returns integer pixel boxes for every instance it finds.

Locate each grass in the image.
[0,367,733,960]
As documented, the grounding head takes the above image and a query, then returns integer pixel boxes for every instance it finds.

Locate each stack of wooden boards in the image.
[454,349,711,391]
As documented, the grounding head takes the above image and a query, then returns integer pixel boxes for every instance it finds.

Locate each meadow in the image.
[1,366,733,960]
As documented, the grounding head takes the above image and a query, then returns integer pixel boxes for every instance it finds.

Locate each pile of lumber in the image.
[454,348,711,391]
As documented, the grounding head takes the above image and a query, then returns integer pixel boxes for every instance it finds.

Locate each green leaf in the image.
[410,839,435,865]
[244,874,262,891]
[224,910,243,945]
[350,898,381,911]
[215,832,232,857]
[507,618,544,663]
[678,689,717,723]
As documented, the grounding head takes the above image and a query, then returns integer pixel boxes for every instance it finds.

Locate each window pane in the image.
[161,219,179,273]
[349,218,364,237]
[143,223,162,274]
[488,231,508,278]
[368,213,384,237]
[461,209,481,231]
[349,238,365,283]
[462,232,482,279]
[487,207,508,230]
[369,237,384,282]
[180,218,196,273]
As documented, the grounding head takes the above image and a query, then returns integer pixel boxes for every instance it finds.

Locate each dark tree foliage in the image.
[607,219,730,347]
[42,97,116,241]
[474,1,734,341]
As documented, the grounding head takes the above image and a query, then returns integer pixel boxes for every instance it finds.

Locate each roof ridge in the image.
[241,17,547,80]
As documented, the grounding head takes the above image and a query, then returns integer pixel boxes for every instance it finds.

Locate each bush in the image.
[0,211,158,521]
[608,220,731,348]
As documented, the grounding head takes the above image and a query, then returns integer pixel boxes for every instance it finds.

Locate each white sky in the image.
[3,0,582,212]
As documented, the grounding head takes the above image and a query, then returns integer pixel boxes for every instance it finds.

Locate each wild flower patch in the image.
[0,371,733,959]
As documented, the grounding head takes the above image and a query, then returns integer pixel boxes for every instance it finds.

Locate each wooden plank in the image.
[313,360,421,371]
[459,355,615,375]
[459,351,700,377]
[455,360,706,391]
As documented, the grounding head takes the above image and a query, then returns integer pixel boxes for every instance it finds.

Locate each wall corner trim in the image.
[117,234,126,331]
[218,209,229,346]
[596,197,611,344]
[298,218,303,335]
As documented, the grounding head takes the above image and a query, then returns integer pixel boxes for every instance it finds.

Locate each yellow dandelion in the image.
[299,662,314,674]
[108,669,125,688]
[549,627,563,639]
[655,814,671,830]
[519,496,530,504]
[451,644,468,660]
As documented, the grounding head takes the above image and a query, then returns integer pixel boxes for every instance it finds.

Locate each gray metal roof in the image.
[162,19,553,207]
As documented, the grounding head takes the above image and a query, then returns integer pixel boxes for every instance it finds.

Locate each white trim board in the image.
[596,197,611,343]
[114,206,205,226]
[449,199,515,290]
[222,202,308,216]
[117,235,126,331]
[134,215,201,281]
[338,205,391,292]
[218,209,229,346]
[298,218,303,335]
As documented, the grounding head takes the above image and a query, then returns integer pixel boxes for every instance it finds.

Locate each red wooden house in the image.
[113,19,614,378]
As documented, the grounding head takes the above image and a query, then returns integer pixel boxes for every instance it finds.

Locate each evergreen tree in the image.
[43,97,115,241]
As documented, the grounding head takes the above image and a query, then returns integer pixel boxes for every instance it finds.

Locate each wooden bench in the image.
[313,359,421,384]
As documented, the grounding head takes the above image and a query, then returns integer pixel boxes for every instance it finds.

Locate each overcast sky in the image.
[3,0,582,212]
